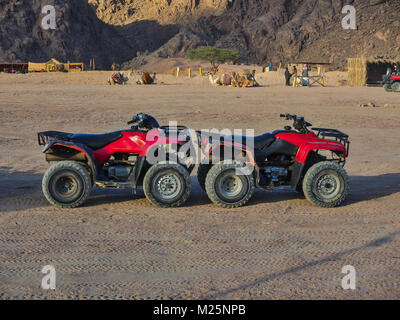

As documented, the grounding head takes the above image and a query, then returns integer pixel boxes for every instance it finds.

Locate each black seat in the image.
[201,131,276,151]
[71,131,123,150]
[222,133,276,151]
[253,133,276,150]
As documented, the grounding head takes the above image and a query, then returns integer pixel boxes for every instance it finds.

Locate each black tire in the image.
[197,163,212,191]
[383,83,392,92]
[205,160,254,208]
[143,162,191,208]
[302,161,348,208]
[391,82,400,92]
[42,161,92,208]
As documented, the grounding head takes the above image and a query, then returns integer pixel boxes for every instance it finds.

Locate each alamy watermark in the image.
[341,265,356,290]
[41,265,56,290]
[143,122,255,175]
[342,5,356,30]
[41,5,56,30]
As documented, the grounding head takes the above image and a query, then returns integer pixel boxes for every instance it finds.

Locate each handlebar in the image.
[280,113,312,133]
[127,115,140,125]
[280,113,300,120]
[127,113,160,131]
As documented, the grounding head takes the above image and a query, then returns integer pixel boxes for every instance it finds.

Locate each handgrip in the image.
[127,115,140,125]
[280,113,291,119]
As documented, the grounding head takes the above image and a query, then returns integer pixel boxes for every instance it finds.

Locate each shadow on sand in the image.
[1,166,399,209]
[346,173,400,204]
[246,172,400,207]
[200,230,400,299]
[0,166,42,198]
[188,172,400,208]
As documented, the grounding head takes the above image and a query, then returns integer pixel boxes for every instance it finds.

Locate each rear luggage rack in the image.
[38,131,73,146]
[312,127,350,157]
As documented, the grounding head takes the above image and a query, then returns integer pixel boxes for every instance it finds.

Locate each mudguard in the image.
[296,140,347,164]
[202,136,256,165]
[40,138,98,184]
[289,141,347,189]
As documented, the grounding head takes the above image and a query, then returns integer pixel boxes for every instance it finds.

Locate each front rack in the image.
[312,127,350,158]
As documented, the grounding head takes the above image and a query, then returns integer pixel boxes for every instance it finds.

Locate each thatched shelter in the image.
[348,58,397,86]
[28,58,69,72]
[27,59,84,72]
[0,63,28,73]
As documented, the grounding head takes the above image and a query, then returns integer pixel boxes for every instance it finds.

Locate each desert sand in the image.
[0,71,399,299]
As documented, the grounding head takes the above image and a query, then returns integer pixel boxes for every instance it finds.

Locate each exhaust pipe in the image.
[46,152,87,162]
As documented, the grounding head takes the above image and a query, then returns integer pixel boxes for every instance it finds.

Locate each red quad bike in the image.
[38,113,193,208]
[198,114,350,208]
[383,74,400,92]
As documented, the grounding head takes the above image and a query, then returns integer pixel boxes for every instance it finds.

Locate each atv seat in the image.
[222,133,276,151]
[200,131,276,151]
[254,133,276,150]
[71,132,122,150]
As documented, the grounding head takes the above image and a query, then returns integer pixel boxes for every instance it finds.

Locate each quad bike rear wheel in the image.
[42,161,92,208]
[302,161,348,208]
[205,160,254,208]
[143,162,191,208]
[383,83,392,92]
[391,82,400,92]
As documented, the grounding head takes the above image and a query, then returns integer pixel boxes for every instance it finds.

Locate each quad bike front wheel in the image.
[42,161,92,208]
[205,160,254,208]
[302,161,348,208]
[143,162,191,208]
[383,83,392,92]
[391,82,400,92]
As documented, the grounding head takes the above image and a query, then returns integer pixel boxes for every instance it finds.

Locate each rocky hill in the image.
[1,0,399,69]
[87,0,229,26]
[0,0,179,68]
[214,0,400,66]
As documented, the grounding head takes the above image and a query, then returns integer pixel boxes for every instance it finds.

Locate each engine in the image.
[107,165,133,181]
[261,166,288,185]
[103,153,138,181]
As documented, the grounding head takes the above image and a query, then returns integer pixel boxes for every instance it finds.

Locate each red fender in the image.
[296,141,347,163]
[275,132,347,164]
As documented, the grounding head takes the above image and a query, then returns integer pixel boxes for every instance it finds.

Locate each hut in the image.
[45,58,68,72]
[347,58,397,86]
[28,61,47,72]
[28,58,69,72]
[0,63,28,73]
[68,63,84,72]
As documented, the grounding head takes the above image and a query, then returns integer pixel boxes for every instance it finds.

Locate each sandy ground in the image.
[0,71,399,300]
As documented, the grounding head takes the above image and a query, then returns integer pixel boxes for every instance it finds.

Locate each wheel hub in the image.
[219,174,243,198]
[317,174,340,199]
[156,174,180,199]
[55,176,78,197]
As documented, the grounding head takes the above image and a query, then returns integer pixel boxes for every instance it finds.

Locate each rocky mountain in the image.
[87,0,229,26]
[0,0,179,68]
[1,0,399,69]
